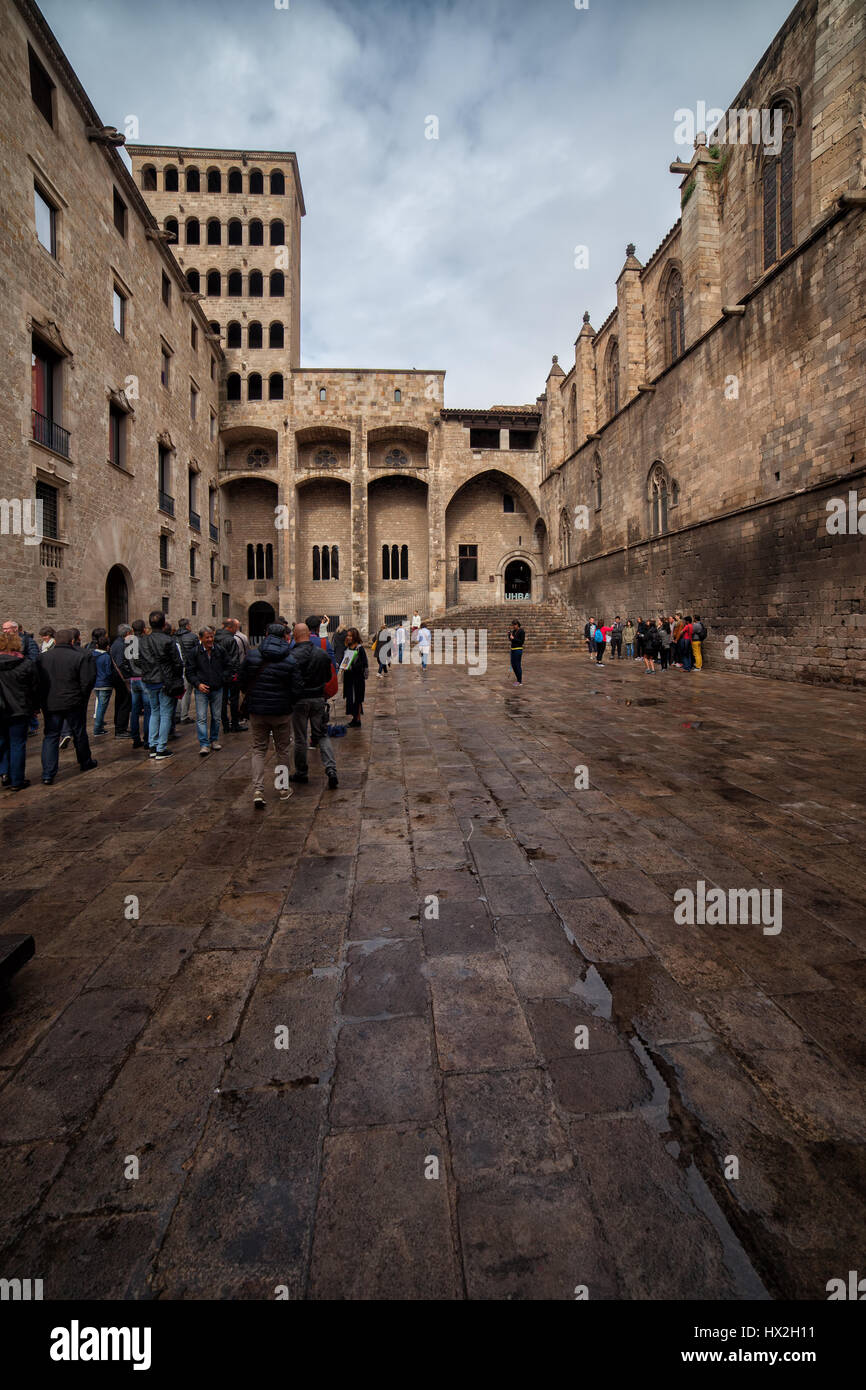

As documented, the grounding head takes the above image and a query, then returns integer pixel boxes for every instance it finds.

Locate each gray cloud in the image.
[41,0,795,404]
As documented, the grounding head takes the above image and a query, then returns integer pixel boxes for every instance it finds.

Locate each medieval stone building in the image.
[1,0,863,681]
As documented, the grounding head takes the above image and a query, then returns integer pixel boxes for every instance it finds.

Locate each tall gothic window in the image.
[650,464,669,537]
[593,453,602,511]
[606,342,619,417]
[762,117,795,270]
[665,270,685,365]
[559,509,571,566]
[569,384,577,451]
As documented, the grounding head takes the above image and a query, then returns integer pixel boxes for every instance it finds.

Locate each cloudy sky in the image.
[41,0,795,405]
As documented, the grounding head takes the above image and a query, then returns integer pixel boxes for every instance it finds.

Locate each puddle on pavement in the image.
[567,963,613,1018]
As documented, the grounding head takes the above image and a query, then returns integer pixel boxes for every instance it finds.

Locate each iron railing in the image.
[209,521,219,543]
[32,410,70,458]
[189,509,201,531]
[159,490,175,516]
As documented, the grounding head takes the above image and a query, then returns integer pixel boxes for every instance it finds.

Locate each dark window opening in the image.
[312,545,320,581]
[248,373,262,401]
[270,219,285,246]
[249,219,263,245]
[270,270,285,296]
[458,543,478,581]
[142,164,157,191]
[164,165,179,191]
[265,544,274,580]
[503,493,515,513]
[248,322,263,349]
[469,428,500,449]
[249,169,263,194]
[186,269,200,293]
[269,321,284,348]
[268,372,284,400]
[270,170,285,194]
[322,546,331,581]
[46,579,57,608]
[36,480,58,538]
[228,219,242,245]
[206,270,221,297]
[28,46,55,126]
[227,322,242,348]
[227,373,241,401]
[400,544,408,579]
[228,168,243,193]
[186,217,200,245]
[162,272,171,307]
[113,188,127,237]
[207,218,221,245]
[228,270,243,296]
[207,168,221,193]
[109,403,125,467]
[186,167,200,192]
[249,270,263,297]
[509,429,537,450]
[159,534,169,569]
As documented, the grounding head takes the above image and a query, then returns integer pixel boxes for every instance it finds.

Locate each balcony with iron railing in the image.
[189,509,201,531]
[209,521,219,543]
[159,490,175,516]
[32,410,70,459]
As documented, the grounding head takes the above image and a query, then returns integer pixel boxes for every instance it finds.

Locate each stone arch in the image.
[444,469,544,608]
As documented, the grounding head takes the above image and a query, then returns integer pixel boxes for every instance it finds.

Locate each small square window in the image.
[28,46,54,127]
[113,188,127,237]
[319,387,326,401]
[192,599,198,616]
[162,272,171,307]
[113,287,126,336]
[34,183,56,256]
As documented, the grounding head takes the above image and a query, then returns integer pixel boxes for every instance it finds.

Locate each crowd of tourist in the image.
[582,615,708,672]
[0,612,440,803]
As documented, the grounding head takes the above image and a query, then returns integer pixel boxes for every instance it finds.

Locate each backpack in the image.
[594,627,605,644]
[693,621,706,641]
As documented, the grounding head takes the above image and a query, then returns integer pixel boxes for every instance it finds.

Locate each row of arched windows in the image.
[227,373,284,402]
[165,217,286,247]
[558,461,679,565]
[382,544,409,581]
[312,545,339,581]
[246,543,274,580]
[186,269,285,297]
[225,322,284,349]
[141,165,286,196]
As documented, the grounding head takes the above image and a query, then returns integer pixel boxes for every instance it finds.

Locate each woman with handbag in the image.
[341,628,368,728]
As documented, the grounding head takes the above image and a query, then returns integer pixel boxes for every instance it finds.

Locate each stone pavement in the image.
[1,649,865,1300]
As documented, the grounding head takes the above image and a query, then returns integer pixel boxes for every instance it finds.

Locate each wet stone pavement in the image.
[0,651,865,1300]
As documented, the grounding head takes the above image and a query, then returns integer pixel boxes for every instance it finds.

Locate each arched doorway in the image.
[105,565,129,636]
[504,559,532,601]
[248,601,276,641]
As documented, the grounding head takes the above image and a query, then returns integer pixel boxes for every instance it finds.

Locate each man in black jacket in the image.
[238,623,301,807]
[215,619,246,733]
[38,628,98,784]
[138,610,184,760]
[174,618,199,723]
[288,622,339,790]
[185,627,230,755]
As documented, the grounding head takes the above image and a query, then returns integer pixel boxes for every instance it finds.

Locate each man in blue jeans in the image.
[184,626,228,755]
[138,610,184,761]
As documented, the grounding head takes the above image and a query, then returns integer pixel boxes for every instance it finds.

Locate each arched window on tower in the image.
[164,165,178,191]
[164,216,178,243]
[186,217,200,245]
[227,321,241,348]
[248,219,264,246]
[207,218,221,246]
[269,322,284,348]
[227,373,241,402]
[268,373,284,400]
[228,219,242,246]
[559,508,571,566]
[322,545,331,581]
[246,543,254,579]
[331,546,339,579]
[391,544,399,578]
[249,270,263,297]
[206,270,221,297]
[249,169,264,195]
[650,464,669,537]
[762,114,795,270]
[270,219,285,246]
[207,168,221,193]
[606,341,619,417]
[248,373,262,401]
[185,269,200,293]
[228,168,243,194]
[270,170,285,194]
[270,271,285,297]
[142,164,157,191]
[228,270,243,297]
[248,322,263,349]
[185,166,200,192]
[664,269,685,365]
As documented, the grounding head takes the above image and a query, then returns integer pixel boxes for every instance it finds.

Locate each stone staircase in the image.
[427,600,584,652]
